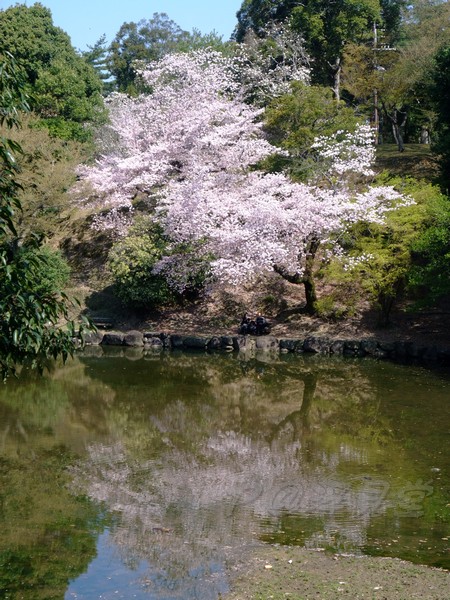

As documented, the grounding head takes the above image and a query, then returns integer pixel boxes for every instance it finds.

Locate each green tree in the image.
[290,0,381,99]
[0,113,87,241]
[429,44,450,190]
[342,0,450,148]
[82,34,114,95]
[0,52,86,380]
[234,0,386,99]
[0,2,104,140]
[264,81,359,180]
[342,40,409,149]
[0,53,27,237]
[233,0,298,41]
[326,179,446,324]
[108,12,191,93]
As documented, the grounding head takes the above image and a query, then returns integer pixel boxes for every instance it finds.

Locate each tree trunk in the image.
[270,373,317,441]
[303,277,317,314]
[302,236,320,314]
[377,292,395,327]
[382,103,406,152]
[331,57,341,102]
[273,236,320,315]
[391,119,405,152]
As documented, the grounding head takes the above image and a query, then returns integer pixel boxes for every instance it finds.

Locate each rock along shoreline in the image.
[79,329,450,367]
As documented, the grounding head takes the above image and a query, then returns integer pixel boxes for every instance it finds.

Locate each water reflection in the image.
[0,353,448,599]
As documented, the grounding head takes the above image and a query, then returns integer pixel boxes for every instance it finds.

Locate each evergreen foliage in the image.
[233,0,299,41]
[82,34,114,96]
[0,2,104,140]
[429,45,450,191]
[0,52,86,380]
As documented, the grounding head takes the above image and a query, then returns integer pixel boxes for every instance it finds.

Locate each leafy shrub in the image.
[0,245,71,297]
[324,178,447,324]
[108,217,210,308]
[315,294,350,321]
[408,191,450,303]
[0,242,77,379]
[108,219,175,308]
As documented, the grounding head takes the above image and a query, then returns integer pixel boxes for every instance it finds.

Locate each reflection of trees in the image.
[270,371,317,440]
[3,352,446,597]
[0,360,115,456]
[0,360,113,599]
[69,353,430,595]
[0,442,108,600]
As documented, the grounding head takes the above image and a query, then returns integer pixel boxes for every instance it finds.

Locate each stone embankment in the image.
[81,330,450,366]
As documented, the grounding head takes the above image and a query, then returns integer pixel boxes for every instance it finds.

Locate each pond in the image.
[0,350,449,599]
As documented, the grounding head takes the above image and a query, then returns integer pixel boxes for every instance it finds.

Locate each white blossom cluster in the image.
[156,172,412,288]
[342,253,376,272]
[91,206,134,236]
[76,50,272,219]
[311,124,376,179]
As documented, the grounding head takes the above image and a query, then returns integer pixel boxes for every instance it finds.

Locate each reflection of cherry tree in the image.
[66,353,444,596]
[70,426,393,584]
[68,357,403,595]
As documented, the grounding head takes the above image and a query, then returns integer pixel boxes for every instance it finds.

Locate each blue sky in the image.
[0,1,243,51]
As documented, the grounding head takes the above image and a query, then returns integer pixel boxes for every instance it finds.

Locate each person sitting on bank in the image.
[255,314,271,335]
[239,313,270,336]
[239,313,255,335]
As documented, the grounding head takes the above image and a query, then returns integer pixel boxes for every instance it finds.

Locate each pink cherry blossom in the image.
[75,50,411,292]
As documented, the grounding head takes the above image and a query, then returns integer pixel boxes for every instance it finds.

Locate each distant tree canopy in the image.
[233,0,298,41]
[108,13,189,94]
[233,0,406,98]
[234,0,404,45]
[0,2,104,140]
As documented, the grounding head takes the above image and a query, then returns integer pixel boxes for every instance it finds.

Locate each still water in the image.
[0,349,449,599]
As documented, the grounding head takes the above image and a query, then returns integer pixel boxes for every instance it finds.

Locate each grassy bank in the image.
[225,545,449,600]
